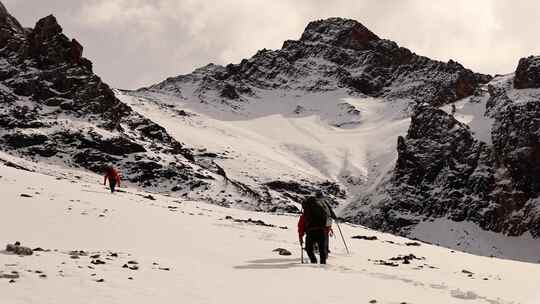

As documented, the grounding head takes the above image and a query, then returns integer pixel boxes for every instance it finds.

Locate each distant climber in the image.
[298,192,331,264]
[103,166,121,193]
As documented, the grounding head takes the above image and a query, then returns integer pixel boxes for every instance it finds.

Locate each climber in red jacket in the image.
[103,166,121,193]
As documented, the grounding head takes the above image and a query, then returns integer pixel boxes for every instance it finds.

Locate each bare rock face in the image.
[492,97,540,195]
[300,18,380,50]
[344,70,540,238]
[0,2,24,50]
[6,243,33,255]
[27,15,92,70]
[345,106,495,232]
[514,56,540,89]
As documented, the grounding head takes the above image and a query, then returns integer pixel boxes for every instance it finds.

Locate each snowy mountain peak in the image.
[146,17,490,108]
[33,15,62,38]
[299,17,380,49]
[28,14,92,71]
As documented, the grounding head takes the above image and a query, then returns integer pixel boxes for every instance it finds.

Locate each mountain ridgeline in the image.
[1,0,540,249]
[147,18,490,107]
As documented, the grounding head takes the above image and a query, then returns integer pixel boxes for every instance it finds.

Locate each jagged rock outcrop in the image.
[514,55,540,89]
[492,94,540,196]
[344,65,540,238]
[147,17,490,107]
[344,106,496,232]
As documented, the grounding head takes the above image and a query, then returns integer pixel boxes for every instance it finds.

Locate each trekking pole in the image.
[300,241,304,264]
[335,220,350,255]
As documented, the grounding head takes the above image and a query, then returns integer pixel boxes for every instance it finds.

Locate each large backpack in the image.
[303,196,328,231]
[316,197,335,227]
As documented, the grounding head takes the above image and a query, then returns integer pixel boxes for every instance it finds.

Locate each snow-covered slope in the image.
[120,88,411,211]
[2,162,540,304]
[1,1,538,269]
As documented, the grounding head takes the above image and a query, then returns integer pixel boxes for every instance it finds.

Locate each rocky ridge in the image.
[146,18,490,108]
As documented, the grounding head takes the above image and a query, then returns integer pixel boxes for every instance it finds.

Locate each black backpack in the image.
[302,196,328,230]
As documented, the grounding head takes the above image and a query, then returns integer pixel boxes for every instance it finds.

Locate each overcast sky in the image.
[4,0,540,89]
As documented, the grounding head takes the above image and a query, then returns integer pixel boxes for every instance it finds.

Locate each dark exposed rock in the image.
[405,242,421,247]
[69,250,87,257]
[28,145,58,157]
[352,235,378,241]
[224,215,278,228]
[345,72,540,239]
[265,180,311,195]
[300,18,380,50]
[485,84,512,117]
[374,260,399,267]
[87,136,147,156]
[514,56,540,89]
[492,99,540,195]
[389,254,424,264]
[272,248,292,256]
[5,243,33,255]
[0,272,20,279]
[4,133,48,148]
[220,84,240,99]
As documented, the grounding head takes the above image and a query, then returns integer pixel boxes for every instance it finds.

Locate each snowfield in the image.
[1,162,540,304]
[119,89,411,210]
[116,83,540,264]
